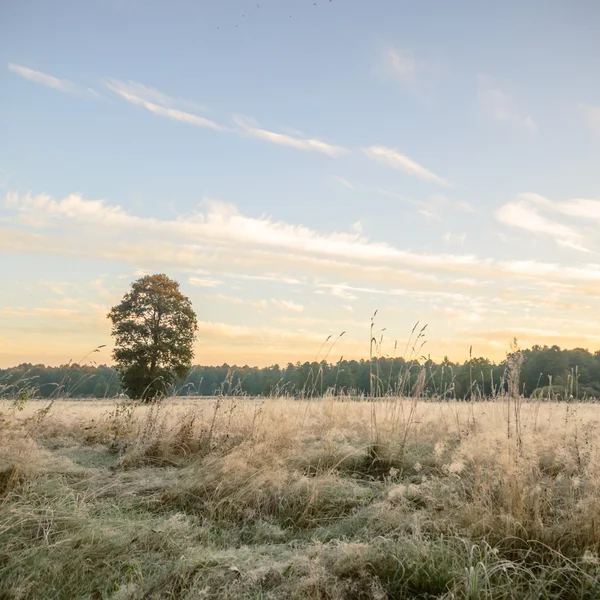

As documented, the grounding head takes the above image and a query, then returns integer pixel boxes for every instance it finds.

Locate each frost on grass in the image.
[1,397,600,599]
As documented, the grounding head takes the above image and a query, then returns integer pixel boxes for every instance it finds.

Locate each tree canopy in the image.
[107,274,198,400]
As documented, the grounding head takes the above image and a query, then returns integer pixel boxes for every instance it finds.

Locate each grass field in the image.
[2,395,600,599]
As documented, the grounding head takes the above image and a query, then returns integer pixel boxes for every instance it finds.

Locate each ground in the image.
[1,397,600,599]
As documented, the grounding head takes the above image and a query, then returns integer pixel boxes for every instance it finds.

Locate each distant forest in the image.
[3,345,600,400]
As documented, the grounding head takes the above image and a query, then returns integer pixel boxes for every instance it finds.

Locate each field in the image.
[2,396,600,599]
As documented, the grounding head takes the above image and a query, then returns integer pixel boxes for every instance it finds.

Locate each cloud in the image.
[334,176,355,190]
[315,284,359,301]
[0,168,12,189]
[7,183,600,368]
[106,79,208,111]
[496,192,600,253]
[495,200,581,242]
[8,63,82,94]
[233,115,347,157]
[382,46,439,99]
[477,75,537,132]
[193,320,345,352]
[227,273,304,285]
[364,146,449,186]
[107,79,346,157]
[552,197,600,221]
[579,103,600,130]
[107,79,225,131]
[443,232,467,245]
[271,299,304,313]
[5,191,489,271]
[0,306,81,318]
[386,47,417,82]
[9,190,600,309]
[456,201,476,213]
[204,293,243,304]
[188,276,222,288]
[379,190,470,221]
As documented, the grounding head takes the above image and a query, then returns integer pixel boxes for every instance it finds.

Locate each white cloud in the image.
[477,75,537,132]
[554,198,600,220]
[0,168,12,189]
[495,200,580,242]
[557,239,592,254]
[107,79,346,157]
[382,46,439,99]
[8,63,81,94]
[443,232,467,245]
[6,192,479,269]
[386,47,417,82]
[107,79,225,131]
[233,115,347,157]
[204,293,243,304]
[579,103,600,130]
[9,190,600,302]
[334,176,355,190]
[271,299,304,312]
[496,192,600,253]
[380,189,471,216]
[518,192,600,223]
[364,145,449,186]
[188,276,222,288]
[106,79,208,111]
[195,320,326,345]
[226,273,304,285]
[456,201,476,213]
[315,284,359,301]
[0,306,81,318]
[251,299,269,313]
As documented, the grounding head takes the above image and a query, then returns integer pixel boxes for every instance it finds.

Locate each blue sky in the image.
[2,0,600,367]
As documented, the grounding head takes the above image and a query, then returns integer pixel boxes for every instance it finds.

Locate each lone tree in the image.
[108,274,198,400]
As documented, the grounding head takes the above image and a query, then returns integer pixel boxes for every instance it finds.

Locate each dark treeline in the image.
[3,345,600,400]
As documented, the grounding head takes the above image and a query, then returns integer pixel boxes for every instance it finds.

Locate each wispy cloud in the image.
[378,190,466,220]
[188,276,222,288]
[477,75,537,133]
[579,102,600,130]
[8,63,81,94]
[364,146,449,186]
[4,192,483,272]
[10,189,600,318]
[233,115,347,157]
[383,46,439,99]
[204,293,243,304]
[456,201,476,213]
[334,176,355,190]
[495,193,596,253]
[106,79,346,157]
[107,79,225,131]
[496,200,579,240]
[0,168,11,189]
[443,232,467,245]
[227,273,304,285]
[385,47,417,83]
[271,299,304,313]
[107,79,208,111]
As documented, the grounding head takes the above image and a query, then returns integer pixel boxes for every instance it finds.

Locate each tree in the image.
[107,274,198,400]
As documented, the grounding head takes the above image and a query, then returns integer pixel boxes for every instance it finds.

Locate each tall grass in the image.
[2,386,600,598]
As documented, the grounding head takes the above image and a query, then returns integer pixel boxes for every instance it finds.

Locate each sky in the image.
[2,0,600,368]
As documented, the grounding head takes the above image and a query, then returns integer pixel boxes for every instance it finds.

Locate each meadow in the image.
[2,395,600,599]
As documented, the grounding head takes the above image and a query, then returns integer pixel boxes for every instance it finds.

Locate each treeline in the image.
[0,364,121,399]
[2,345,600,400]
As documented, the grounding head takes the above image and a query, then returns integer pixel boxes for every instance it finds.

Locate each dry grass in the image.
[2,395,600,599]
